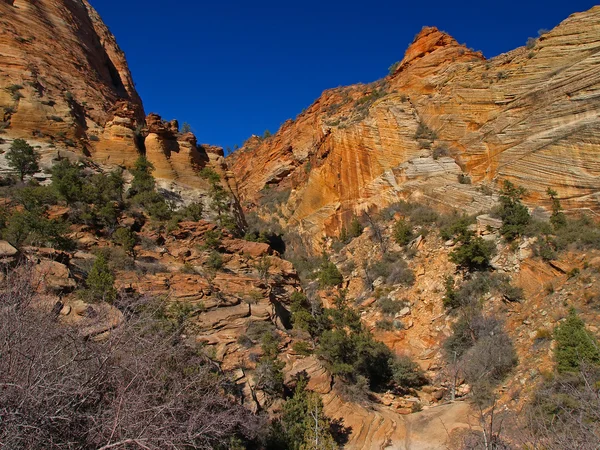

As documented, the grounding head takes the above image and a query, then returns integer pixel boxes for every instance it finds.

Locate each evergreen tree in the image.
[348,215,363,239]
[498,180,530,240]
[130,156,156,194]
[554,309,600,373]
[113,227,137,258]
[449,232,495,271]
[51,159,85,204]
[85,252,117,303]
[317,255,343,287]
[300,394,338,450]
[130,156,171,220]
[269,377,337,450]
[6,139,40,181]
[199,167,235,230]
[547,187,567,229]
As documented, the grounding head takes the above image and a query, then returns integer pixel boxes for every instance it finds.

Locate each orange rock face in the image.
[229,7,600,241]
[0,0,144,161]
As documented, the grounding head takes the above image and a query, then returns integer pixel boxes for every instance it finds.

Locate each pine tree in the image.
[6,139,40,181]
[547,187,567,229]
[498,180,530,240]
[300,394,337,450]
[554,309,600,372]
[85,252,117,303]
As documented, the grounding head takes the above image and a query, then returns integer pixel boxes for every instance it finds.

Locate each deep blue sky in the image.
[90,1,597,151]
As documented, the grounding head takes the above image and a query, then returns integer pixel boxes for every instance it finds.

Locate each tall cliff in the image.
[228,7,600,240]
[0,0,144,164]
[0,0,233,202]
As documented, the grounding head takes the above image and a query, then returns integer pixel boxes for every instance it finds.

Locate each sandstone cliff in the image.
[0,0,144,164]
[0,0,236,204]
[228,7,600,241]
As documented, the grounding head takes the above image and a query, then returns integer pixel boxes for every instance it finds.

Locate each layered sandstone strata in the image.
[229,7,600,241]
[0,0,143,161]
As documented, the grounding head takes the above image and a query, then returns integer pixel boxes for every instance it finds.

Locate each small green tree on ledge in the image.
[498,180,530,240]
[6,138,40,181]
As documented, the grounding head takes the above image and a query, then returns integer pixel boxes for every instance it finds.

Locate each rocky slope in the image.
[228,7,600,242]
[2,3,600,449]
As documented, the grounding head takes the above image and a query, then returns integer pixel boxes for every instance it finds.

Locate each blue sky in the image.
[89,1,597,152]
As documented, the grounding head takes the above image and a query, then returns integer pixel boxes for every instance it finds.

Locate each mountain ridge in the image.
[228,6,600,243]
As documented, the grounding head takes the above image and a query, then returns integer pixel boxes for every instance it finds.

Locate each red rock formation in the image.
[0,0,143,160]
[229,7,600,242]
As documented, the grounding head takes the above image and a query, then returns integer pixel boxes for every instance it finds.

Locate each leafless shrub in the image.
[521,364,600,450]
[0,266,263,449]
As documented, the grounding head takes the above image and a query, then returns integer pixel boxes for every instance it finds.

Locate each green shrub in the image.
[534,236,557,261]
[130,156,156,193]
[245,321,278,343]
[51,159,86,204]
[348,215,363,238]
[554,309,600,373]
[202,229,222,249]
[290,292,320,336]
[438,213,476,241]
[442,275,459,309]
[84,252,117,303]
[94,246,135,272]
[205,250,223,270]
[432,145,450,160]
[112,227,137,257]
[200,167,236,231]
[383,200,439,226]
[377,297,404,316]
[180,202,203,221]
[449,233,495,271]
[392,355,427,389]
[291,341,313,356]
[13,185,57,212]
[444,272,521,310]
[3,210,71,250]
[237,334,254,348]
[199,167,221,184]
[317,328,394,389]
[393,219,413,245]
[547,188,567,229]
[552,215,600,252]
[317,257,343,288]
[180,262,197,274]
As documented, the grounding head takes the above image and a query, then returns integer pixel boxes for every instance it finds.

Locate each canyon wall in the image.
[229,7,600,240]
